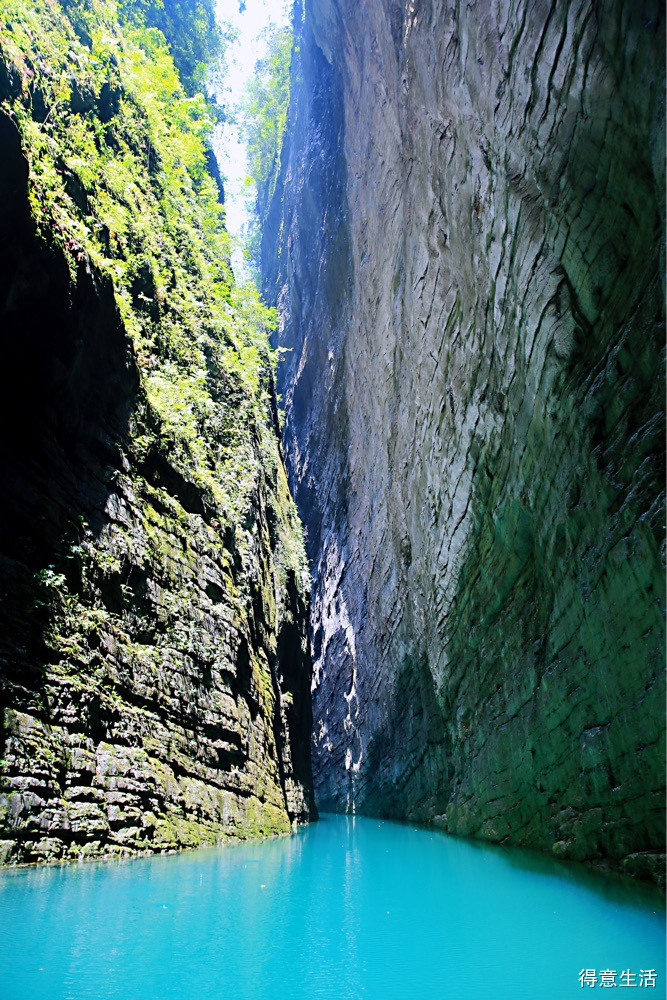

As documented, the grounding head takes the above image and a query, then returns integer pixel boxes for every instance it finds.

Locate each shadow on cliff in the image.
[262,9,353,574]
[282,569,319,820]
[0,110,139,726]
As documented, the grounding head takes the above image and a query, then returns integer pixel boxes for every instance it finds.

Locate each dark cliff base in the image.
[0,4,315,864]
[267,0,665,883]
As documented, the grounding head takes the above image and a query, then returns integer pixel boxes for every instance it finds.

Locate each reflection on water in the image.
[455,825,663,909]
[0,814,664,1000]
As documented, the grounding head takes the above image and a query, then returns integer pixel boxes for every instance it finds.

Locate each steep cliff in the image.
[267,0,665,881]
[0,0,315,864]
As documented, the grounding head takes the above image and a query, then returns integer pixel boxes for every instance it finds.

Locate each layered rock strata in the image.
[267,0,665,881]
[0,3,315,864]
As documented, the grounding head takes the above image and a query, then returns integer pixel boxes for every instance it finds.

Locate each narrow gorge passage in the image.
[0,0,664,902]
[262,0,666,885]
[0,0,665,997]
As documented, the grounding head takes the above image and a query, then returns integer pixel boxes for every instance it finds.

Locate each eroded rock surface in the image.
[0,7,315,865]
[267,0,665,881]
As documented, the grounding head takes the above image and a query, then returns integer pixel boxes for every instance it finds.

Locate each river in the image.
[1,814,664,999]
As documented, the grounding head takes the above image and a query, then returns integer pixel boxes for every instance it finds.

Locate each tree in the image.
[118,0,228,96]
[239,25,292,215]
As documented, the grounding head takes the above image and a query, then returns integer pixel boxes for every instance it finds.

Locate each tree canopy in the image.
[118,0,226,95]
[240,25,292,212]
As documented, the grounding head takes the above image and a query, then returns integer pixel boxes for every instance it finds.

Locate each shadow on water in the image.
[325,810,665,910]
[446,829,666,909]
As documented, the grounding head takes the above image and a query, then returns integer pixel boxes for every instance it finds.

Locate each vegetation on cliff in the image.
[117,0,226,96]
[238,19,292,275]
[0,0,312,863]
[240,23,291,210]
[1,0,308,597]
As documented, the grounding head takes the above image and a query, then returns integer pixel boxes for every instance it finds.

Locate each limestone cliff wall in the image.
[267,0,665,881]
[0,3,315,864]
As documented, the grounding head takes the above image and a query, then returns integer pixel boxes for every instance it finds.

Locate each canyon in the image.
[265,0,665,883]
[0,0,664,887]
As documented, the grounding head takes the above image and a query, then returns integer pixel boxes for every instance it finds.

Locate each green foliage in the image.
[117,0,229,97]
[34,568,67,607]
[239,24,292,216]
[0,0,308,605]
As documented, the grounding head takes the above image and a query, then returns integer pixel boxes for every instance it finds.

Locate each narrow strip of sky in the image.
[214,0,290,273]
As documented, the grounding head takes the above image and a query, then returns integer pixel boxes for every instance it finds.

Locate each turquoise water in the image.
[0,814,664,999]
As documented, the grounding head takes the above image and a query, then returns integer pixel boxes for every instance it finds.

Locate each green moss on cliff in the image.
[0,0,312,863]
[0,0,307,605]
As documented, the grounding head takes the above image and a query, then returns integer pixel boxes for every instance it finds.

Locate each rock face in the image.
[0,2,315,864]
[267,0,665,881]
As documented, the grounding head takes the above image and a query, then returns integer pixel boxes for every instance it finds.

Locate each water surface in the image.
[1,814,664,999]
